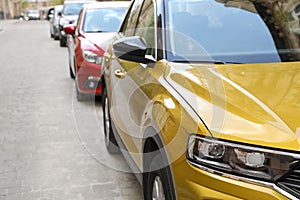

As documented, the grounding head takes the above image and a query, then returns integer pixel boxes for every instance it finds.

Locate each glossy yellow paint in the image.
[156,61,300,199]
[105,38,300,198]
[173,159,289,200]
[164,61,300,151]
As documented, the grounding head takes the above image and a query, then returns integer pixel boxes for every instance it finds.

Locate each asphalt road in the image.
[0,20,143,200]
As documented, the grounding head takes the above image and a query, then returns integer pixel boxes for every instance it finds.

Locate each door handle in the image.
[114,69,126,79]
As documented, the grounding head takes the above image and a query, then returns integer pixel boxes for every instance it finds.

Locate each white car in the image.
[49,5,63,40]
[26,10,40,20]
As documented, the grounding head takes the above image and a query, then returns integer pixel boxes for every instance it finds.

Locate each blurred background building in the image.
[0,0,55,19]
[0,0,22,19]
[0,0,111,19]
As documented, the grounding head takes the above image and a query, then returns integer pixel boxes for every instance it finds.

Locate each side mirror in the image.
[64,24,76,35]
[113,36,156,64]
[46,8,54,20]
[58,12,62,17]
[48,14,54,20]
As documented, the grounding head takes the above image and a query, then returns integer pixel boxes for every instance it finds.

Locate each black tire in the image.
[69,66,75,79]
[54,35,59,40]
[59,38,66,47]
[144,151,176,200]
[69,57,75,79]
[102,88,120,154]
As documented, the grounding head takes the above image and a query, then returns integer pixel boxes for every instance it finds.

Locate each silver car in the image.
[49,5,63,40]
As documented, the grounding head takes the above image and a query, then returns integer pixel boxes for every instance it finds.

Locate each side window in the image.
[135,0,155,56]
[121,0,144,36]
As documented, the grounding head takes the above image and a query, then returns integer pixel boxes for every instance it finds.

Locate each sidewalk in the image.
[0,19,20,32]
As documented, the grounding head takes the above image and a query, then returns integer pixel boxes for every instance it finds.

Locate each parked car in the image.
[25,10,40,20]
[58,0,94,47]
[102,0,300,199]
[49,5,63,40]
[64,1,130,101]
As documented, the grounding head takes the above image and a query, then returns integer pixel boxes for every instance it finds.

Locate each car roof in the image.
[83,1,130,9]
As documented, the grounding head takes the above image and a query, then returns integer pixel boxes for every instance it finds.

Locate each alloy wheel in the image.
[152,176,165,200]
[104,96,110,146]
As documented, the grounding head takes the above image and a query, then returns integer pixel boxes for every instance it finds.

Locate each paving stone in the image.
[0,20,143,200]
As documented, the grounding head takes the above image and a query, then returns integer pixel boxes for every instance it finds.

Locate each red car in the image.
[64,1,130,101]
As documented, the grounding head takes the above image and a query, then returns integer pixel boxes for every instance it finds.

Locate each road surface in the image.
[0,19,143,200]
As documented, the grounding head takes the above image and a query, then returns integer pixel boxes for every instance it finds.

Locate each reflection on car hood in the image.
[85,32,116,50]
[164,61,300,150]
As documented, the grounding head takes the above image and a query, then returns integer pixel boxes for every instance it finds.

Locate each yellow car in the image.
[102,0,300,199]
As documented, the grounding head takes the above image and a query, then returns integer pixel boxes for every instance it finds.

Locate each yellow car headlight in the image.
[187,135,300,182]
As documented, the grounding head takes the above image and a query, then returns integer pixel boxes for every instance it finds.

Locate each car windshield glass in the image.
[28,10,39,14]
[166,0,300,63]
[83,7,127,33]
[64,3,85,15]
[55,6,63,17]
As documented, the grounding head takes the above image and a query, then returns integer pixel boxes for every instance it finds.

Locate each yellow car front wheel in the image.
[144,150,176,200]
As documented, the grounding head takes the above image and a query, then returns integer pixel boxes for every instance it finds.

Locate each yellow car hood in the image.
[164,61,300,150]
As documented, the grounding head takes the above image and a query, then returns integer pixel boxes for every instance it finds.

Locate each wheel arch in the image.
[142,126,177,199]
[142,126,171,170]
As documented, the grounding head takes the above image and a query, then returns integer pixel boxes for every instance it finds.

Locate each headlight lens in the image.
[59,17,71,26]
[59,18,65,26]
[187,135,300,182]
[83,51,102,64]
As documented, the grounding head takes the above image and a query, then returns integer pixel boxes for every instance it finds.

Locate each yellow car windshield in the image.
[166,0,300,64]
